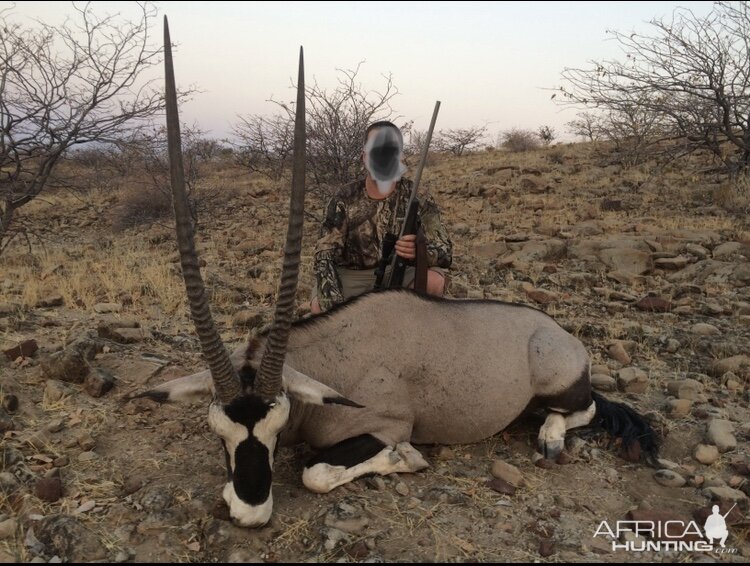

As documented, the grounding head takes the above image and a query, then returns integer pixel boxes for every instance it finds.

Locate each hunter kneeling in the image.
[310,120,453,314]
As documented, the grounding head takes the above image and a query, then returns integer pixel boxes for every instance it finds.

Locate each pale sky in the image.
[9,1,716,142]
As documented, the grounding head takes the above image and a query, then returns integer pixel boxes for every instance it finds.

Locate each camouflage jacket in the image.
[314,177,453,310]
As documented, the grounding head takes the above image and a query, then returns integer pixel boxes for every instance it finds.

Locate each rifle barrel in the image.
[399,101,441,238]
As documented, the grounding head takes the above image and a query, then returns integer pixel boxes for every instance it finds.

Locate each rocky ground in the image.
[1,143,749,562]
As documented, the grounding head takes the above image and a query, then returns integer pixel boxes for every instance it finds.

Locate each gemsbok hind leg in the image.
[302,435,429,494]
[538,401,597,459]
[528,326,593,459]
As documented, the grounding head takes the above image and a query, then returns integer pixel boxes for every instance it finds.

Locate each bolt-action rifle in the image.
[374,101,441,290]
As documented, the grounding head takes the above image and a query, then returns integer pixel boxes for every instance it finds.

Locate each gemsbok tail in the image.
[592,391,659,465]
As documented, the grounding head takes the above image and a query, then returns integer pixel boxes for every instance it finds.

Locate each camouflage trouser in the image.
[311,266,446,305]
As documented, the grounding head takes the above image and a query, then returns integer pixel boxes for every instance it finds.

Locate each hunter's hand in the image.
[394,234,417,260]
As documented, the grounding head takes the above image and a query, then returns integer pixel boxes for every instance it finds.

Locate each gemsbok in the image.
[147,17,658,527]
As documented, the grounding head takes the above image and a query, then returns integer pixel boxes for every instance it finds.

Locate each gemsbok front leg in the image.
[302,436,429,493]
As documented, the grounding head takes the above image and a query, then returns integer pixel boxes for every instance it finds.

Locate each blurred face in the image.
[364,126,406,194]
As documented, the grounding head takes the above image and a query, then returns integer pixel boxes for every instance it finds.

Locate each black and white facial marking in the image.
[208,392,290,527]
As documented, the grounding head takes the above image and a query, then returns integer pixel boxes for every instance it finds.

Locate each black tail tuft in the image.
[592,392,659,464]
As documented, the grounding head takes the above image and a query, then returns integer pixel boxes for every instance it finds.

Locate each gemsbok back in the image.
[147,18,658,527]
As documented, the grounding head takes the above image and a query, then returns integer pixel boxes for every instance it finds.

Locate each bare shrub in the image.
[547,148,565,165]
[231,114,294,181]
[434,126,488,156]
[566,112,601,142]
[233,62,404,211]
[500,129,541,152]
[0,2,170,254]
[109,125,215,231]
[113,183,173,231]
[537,126,556,146]
[558,1,750,199]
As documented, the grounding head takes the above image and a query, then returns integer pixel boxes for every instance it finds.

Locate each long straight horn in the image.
[163,16,240,403]
[255,47,306,400]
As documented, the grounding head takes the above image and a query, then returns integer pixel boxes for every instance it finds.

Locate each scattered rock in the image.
[591,364,610,375]
[728,475,745,489]
[666,398,692,418]
[666,378,704,400]
[2,394,19,413]
[0,410,13,433]
[690,323,720,336]
[97,325,151,344]
[0,518,17,540]
[654,255,689,270]
[35,476,62,502]
[96,318,139,332]
[225,548,263,563]
[711,355,750,379]
[706,420,737,453]
[712,241,743,258]
[41,350,89,384]
[36,294,64,308]
[83,368,115,398]
[2,448,23,470]
[324,502,369,535]
[512,239,565,263]
[93,302,122,314]
[44,422,65,432]
[635,296,672,312]
[491,460,524,487]
[685,243,709,259]
[535,458,556,470]
[694,444,720,465]
[73,500,96,515]
[24,526,44,554]
[35,516,107,562]
[76,432,96,451]
[703,486,747,502]
[653,469,686,488]
[43,380,73,404]
[601,199,622,211]
[139,485,174,512]
[556,451,572,465]
[0,472,20,495]
[538,539,555,557]
[433,446,454,460]
[3,339,38,361]
[486,478,516,496]
[232,310,266,329]
[723,371,742,390]
[591,374,616,392]
[617,367,648,393]
[394,482,409,496]
[77,451,97,462]
[473,241,508,259]
[598,248,652,275]
[607,342,631,364]
[323,527,351,551]
[123,476,147,495]
[524,287,559,304]
[0,302,20,317]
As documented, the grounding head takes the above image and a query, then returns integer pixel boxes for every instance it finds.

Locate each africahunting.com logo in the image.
[593,505,738,553]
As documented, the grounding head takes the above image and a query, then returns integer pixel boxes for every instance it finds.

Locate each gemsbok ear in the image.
[282,364,364,408]
[133,344,248,403]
